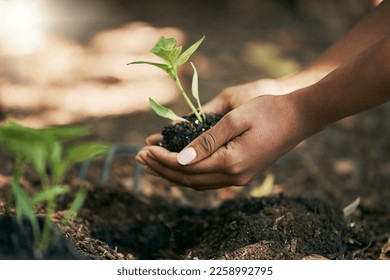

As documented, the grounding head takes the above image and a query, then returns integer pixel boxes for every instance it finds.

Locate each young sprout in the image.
[0,120,109,253]
[129,36,206,122]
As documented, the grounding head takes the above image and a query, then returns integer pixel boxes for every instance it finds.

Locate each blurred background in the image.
[0,0,376,130]
[1,0,389,209]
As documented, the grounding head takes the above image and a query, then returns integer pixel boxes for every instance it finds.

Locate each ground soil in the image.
[0,152,386,260]
[0,0,389,260]
[71,189,351,260]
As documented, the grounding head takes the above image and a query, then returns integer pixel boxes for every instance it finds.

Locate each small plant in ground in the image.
[129,36,224,152]
[0,121,109,255]
[129,36,206,123]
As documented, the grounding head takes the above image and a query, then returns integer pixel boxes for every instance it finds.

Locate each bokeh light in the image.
[0,0,45,55]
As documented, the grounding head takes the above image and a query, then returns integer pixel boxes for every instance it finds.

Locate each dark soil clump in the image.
[161,113,224,152]
[186,196,346,260]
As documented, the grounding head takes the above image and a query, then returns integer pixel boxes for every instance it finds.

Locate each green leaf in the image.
[150,37,182,66]
[176,36,205,66]
[11,180,35,224]
[6,121,89,141]
[128,61,170,72]
[37,126,90,141]
[190,62,199,101]
[127,36,207,123]
[151,37,177,52]
[190,62,205,121]
[155,47,182,66]
[0,121,104,182]
[65,142,109,166]
[128,61,175,79]
[149,98,188,122]
[48,141,63,184]
[31,185,70,205]
[0,124,50,175]
[10,180,40,240]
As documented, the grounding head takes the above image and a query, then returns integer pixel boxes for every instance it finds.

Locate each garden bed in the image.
[1,153,387,260]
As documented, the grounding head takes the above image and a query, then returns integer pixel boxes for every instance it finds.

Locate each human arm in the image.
[203,0,390,114]
[135,37,390,189]
[282,0,390,91]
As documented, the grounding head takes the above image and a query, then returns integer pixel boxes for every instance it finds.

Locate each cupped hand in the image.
[136,93,308,190]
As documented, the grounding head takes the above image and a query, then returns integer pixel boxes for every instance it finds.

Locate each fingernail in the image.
[135,154,146,165]
[177,147,197,165]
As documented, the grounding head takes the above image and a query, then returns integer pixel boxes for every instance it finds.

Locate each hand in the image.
[202,78,289,114]
[136,93,308,190]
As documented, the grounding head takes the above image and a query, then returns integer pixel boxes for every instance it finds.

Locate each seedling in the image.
[0,121,109,254]
[129,36,206,123]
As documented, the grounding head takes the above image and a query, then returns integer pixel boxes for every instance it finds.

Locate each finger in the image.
[139,132,260,188]
[135,152,147,165]
[137,145,176,165]
[136,145,184,174]
[145,144,229,174]
[141,151,240,189]
[202,94,231,114]
[144,166,159,177]
[146,133,163,145]
[176,112,249,165]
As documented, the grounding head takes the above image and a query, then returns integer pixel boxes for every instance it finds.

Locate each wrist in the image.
[277,65,334,94]
[286,86,330,141]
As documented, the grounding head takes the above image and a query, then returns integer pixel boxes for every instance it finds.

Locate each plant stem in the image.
[40,213,52,252]
[7,157,24,215]
[174,76,203,122]
[40,173,57,252]
[196,99,206,121]
[40,186,55,252]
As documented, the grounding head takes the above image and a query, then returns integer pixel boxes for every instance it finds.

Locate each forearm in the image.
[279,0,390,91]
[293,37,390,136]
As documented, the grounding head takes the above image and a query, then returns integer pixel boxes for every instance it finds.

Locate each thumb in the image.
[176,113,245,165]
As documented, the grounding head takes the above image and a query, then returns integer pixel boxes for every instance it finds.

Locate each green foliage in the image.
[129,36,206,122]
[190,62,206,121]
[0,120,109,253]
[10,180,40,242]
[62,186,88,225]
[149,98,188,122]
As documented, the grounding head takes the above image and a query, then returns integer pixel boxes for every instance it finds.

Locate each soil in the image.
[78,187,384,260]
[0,0,389,260]
[0,155,384,260]
[161,113,224,152]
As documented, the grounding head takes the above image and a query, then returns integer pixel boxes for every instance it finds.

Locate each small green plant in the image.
[129,36,206,123]
[0,121,109,253]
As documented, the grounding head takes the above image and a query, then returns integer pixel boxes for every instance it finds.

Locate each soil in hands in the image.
[161,113,224,152]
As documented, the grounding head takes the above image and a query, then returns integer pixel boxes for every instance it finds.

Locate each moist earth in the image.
[161,113,224,152]
[0,155,385,260]
[52,187,372,260]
